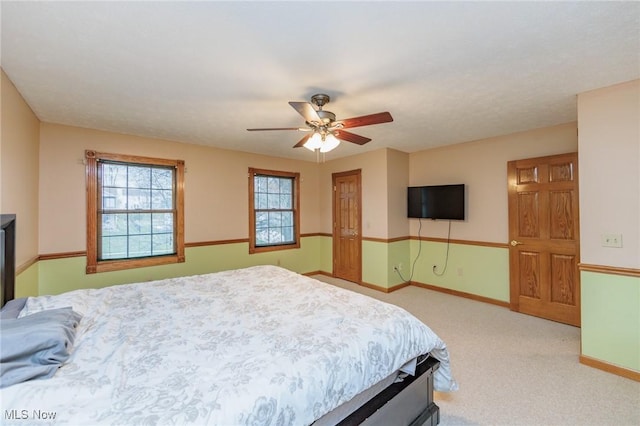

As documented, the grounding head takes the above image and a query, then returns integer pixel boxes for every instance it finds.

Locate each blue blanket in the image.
[0,307,82,388]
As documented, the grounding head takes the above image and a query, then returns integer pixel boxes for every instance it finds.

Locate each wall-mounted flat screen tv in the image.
[407,184,465,220]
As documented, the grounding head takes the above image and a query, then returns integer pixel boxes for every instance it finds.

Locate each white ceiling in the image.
[2,1,639,161]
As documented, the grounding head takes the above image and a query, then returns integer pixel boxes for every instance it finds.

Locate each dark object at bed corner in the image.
[338,355,440,426]
[1,214,16,307]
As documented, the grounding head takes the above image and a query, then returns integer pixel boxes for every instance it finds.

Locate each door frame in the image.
[332,169,362,283]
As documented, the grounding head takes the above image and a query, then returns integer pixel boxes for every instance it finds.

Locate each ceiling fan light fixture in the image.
[320,133,340,153]
[304,132,323,151]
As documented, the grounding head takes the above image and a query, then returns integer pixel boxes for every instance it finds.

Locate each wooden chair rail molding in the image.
[579,263,640,278]
[32,238,621,277]
[361,235,509,249]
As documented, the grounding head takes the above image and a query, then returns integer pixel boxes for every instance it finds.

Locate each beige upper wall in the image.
[8,69,628,261]
[1,69,40,266]
[409,122,579,243]
[387,149,410,239]
[38,123,320,254]
[578,79,639,269]
[319,149,391,239]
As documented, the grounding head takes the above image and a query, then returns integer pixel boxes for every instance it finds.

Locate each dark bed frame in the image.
[1,214,16,307]
[337,355,441,426]
[0,212,440,425]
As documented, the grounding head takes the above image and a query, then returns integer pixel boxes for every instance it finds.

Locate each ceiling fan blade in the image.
[334,130,371,145]
[293,133,313,148]
[339,112,393,129]
[247,127,300,131]
[289,101,321,124]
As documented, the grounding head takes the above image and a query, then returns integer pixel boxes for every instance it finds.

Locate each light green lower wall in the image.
[360,238,508,297]
[16,237,508,301]
[409,240,510,301]
[581,271,640,371]
[361,239,411,288]
[319,235,333,273]
[388,240,411,287]
[17,236,324,296]
[15,262,39,298]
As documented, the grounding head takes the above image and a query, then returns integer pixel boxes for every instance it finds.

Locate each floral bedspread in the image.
[1,265,456,425]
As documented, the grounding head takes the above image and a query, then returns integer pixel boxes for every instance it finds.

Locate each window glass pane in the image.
[256,212,268,229]
[280,194,292,209]
[152,168,173,189]
[129,166,151,189]
[102,163,127,187]
[267,177,280,193]
[102,188,117,210]
[255,176,267,193]
[256,193,268,209]
[280,179,292,194]
[152,189,173,210]
[128,188,151,210]
[103,188,127,210]
[282,226,294,242]
[101,236,128,259]
[268,211,282,227]
[153,233,173,255]
[102,214,128,236]
[129,235,152,257]
[267,193,280,209]
[282,212,293,226]
[152,213,173,233]
[256,229,269,245]
[268,229,283,244]
[128,213,151,235]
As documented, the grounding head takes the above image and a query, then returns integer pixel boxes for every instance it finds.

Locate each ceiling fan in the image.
[247,93,393,153]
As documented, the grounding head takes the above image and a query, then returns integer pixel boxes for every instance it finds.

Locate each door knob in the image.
[510,240,523,246]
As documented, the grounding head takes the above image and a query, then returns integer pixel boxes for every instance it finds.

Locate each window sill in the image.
[249,242,300,254]
[86,254,185,274]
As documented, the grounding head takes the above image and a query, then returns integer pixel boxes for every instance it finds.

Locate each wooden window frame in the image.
[248,167,300,254]
[85,150,185,274]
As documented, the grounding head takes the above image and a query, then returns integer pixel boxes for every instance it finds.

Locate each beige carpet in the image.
[312,275,640,426]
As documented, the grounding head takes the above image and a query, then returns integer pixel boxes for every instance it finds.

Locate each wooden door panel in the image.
[549,159,575,182]
[518,251,541,299]
[517,192,540,238]
[508,152,580,327]
[549,190,576,240]
[550,253,577,305]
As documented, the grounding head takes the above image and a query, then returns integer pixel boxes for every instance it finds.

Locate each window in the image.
[85,150,185,273]
[248,168,300,254]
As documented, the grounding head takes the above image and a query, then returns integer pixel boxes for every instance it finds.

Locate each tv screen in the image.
[408,184,465,220]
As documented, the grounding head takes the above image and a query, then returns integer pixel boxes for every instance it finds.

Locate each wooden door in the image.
[333,170,362,283]
[507,153,580,326]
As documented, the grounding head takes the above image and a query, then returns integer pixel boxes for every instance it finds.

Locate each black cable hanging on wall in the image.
[432,220,452,276]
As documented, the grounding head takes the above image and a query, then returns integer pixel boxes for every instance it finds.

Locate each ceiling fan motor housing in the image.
[316,110,336,124]
[311,93,330,108]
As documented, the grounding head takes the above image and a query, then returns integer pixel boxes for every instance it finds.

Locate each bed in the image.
[1,233,456,425]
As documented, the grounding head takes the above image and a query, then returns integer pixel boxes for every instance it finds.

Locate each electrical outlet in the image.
[397,263,403,271]
[601,234,623,248]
